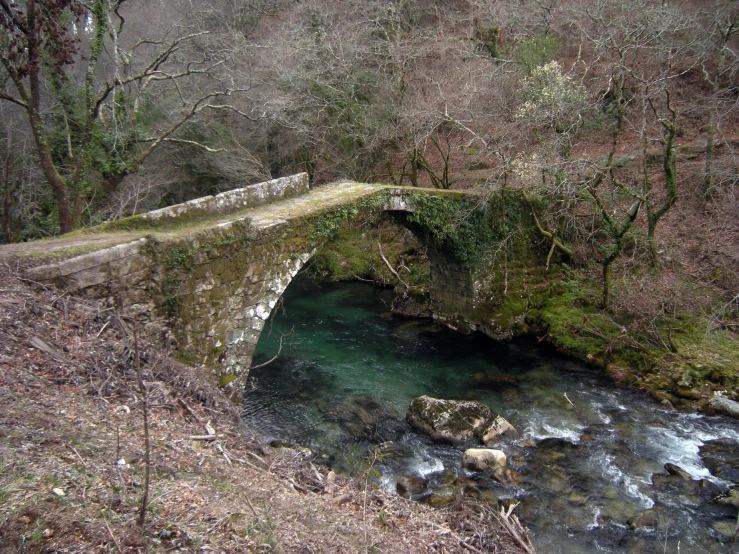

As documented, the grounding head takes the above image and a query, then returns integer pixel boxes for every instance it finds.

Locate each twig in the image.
[177,397,202,423]
[245,496,262,525]
[248,328,292,370]
[492,503,536,554]
[564,393,575,408]
[102,512,124,554]
[423,522,485,554]
[244,450,269,467]
[96,320,109,338]
[65,443,89,469]
[217,444,232,465]
[229,454,270,474]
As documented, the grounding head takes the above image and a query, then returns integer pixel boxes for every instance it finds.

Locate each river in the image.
[244,276,739,553]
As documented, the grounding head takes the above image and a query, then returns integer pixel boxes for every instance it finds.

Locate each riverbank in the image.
[0,263,534,553]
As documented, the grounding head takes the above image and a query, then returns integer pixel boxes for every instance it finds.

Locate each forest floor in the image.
[0,261,534,554]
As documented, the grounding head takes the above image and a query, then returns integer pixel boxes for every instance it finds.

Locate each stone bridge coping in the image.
[16,176,475,275]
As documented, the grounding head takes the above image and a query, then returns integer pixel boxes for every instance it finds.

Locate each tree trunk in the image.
[410,148,418,187]
[647,132,678,267]
[704,107,716,191]
[26,0,74,234]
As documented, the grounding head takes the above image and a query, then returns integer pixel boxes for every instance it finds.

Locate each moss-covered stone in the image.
[405,395,517,445]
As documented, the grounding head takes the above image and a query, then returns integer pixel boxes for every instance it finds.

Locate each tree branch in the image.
[0,92,27,109]
[162,138,225,153]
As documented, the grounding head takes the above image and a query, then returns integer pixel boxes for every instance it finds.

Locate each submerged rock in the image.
[391,294,432,318]
[714,487,739,508]
[462,448,506,471]
[700,438,739,483]
[405,395,517,445]
[492,467,523,487]
[323,395,406,443]
[651,463,721,501]
[469,372,519,389]
[627,507,666,531]
[422,494,456,508]
[396,474,428,497]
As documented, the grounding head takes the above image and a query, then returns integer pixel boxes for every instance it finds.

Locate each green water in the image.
[246,276,739,553]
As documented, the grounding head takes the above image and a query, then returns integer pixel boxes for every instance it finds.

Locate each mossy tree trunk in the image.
[645,90,678,268]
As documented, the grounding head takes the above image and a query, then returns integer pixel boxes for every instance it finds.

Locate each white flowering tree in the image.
[516,61,587,157]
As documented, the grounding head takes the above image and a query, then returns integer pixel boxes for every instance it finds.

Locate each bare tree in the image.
[0,0,259,233]
[696,0,739,192]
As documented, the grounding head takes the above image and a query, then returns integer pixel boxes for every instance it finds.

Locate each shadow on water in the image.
[244,274,739,553]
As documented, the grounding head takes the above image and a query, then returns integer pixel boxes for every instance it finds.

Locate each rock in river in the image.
[700,438,739,483]
[462,448,506,471]
[709,396,739,419]
[469,372,519,389]
[396,474,429,497]
[406,395,517,445]
[323,395,407,443]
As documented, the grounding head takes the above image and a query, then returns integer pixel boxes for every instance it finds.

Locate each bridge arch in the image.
[218,189,478,390]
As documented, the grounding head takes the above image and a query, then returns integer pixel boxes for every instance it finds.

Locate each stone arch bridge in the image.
[21,174,529,391]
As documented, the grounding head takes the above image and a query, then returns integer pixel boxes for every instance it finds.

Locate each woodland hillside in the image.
[1,0,738,396]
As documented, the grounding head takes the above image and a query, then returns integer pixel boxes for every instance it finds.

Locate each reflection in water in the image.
[245,276,739,553]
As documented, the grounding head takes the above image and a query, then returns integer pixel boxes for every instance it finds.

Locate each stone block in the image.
[25,263,60,282]
[65,265,110,290]
[58,248,117,276]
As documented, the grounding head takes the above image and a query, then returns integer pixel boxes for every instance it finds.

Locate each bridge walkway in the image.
[0,182,384,260]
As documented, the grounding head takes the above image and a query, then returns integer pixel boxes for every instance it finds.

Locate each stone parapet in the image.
[143,173,309,223]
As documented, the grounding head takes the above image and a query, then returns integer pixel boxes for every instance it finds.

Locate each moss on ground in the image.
[526,267,739,410]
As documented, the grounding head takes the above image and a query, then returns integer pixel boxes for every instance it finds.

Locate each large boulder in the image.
[462,448,506,471]
[406,395,517,445]
[709,396,739,419]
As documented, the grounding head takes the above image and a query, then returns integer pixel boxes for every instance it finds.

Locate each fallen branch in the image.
[249,328,292,370]
[65,443,89,469]
[229,454,270,474]
[30,336,67,363]
[187,434,225,441]
[423,521,485,554]
[102,512,124,554]
[492,503,536,554]
[178,397,202,423]
[378,243,410,291]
